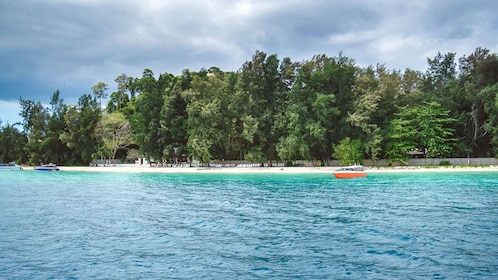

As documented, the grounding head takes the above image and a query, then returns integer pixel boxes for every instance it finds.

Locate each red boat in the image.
[332,165,366,179]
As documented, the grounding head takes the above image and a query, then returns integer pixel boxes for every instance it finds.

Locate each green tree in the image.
[277,54,354,163]
[275,104,311,160]
[348,66,382,161]
[132,69,163,162]
[43,90,70,164]
[480,83,498,156]
[423,52,457,98]
[108,75,136,119]
[386,101,456,162]
[385,115,417,164]
[182,73,228,164]
[456,47,498,156]
[332,137,363,165]
[399,68,425,107]
[159,81,188,163]
[236,51,282,163]
[92,81,108,110]
[226,72,257,161]
[0,123,27,163]
[349,65,412,161]
[417,102,456,157]
[19,98,49,164]
[107,91,130,114]
[18,90,70,165]
[60,94,101,164]
[112,73,136,111]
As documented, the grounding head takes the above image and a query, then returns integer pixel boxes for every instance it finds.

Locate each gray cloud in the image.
[0,0,497,120]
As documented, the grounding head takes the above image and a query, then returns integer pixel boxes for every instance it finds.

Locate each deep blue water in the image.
[0,170,497,279]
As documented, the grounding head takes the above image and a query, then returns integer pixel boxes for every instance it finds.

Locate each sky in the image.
[1,0,497,126]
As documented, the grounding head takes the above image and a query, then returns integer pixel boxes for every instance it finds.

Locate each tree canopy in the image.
[2,47,497,166]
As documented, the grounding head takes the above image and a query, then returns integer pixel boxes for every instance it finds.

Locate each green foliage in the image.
[19,97,50,164]
[480,83,498,157]
[423,52,457,98]
[244,147,266,163]
[45,90,71,164]
[349,65,401,160]
[236,51,282,162]
[386,101,456,162]
[0,123,27,163]
[277,54,353,161]
[159,82,188,162]
[454,47,498,156]
[92,81,108,110]
[276,134,310,161]
[187,136,212,164]
[417,102,456,157]
[133,70,177,162]
[9,47,498,165]
[332,137,363,165]
[59,94,101,164]
[385,117,416,163]
[182,73,229,163]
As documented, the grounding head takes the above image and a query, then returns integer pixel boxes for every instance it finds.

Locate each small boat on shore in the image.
[34,163,60,171]
[0,162,23,171]
[333,165,366,179]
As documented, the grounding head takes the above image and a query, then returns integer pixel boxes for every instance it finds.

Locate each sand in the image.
[42,165,498,174]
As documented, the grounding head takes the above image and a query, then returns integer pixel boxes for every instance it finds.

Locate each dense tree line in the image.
[1,47,497,166]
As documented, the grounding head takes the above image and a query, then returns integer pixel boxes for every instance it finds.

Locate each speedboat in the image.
[0,162,23,171]
[332,165,366,179]
[34,163,60,171]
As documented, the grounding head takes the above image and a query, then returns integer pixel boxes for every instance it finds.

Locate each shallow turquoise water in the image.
[1,171,497,279]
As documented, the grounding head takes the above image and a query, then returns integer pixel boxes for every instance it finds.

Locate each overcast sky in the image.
[1,0,497,125]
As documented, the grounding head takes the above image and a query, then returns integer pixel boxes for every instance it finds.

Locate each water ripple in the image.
[0,171,497,279]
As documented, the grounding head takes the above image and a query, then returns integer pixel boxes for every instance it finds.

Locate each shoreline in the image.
[23,165,498,174]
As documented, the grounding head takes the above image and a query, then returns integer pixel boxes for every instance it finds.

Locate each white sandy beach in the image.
[35,165,498,174]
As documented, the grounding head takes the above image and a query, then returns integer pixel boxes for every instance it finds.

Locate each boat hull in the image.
[0,167,23,171]
[34,165,60,171]
[333,172,366,179]
[0,163,23,171]
[332,165,367,179]
[34,168,60,171]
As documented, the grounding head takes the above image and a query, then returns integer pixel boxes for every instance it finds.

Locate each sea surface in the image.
[0,170,497,279]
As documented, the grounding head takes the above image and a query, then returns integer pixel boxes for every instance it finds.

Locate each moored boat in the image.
[332,165,366,179]
[34,163,60,171]
[0,162,23,171]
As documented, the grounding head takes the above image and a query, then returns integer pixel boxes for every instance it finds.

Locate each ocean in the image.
[1,170,497,279]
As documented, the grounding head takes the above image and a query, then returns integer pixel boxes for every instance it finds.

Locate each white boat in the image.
[332,165,366,179]
[0,162,23,171]
[34,163,60,171]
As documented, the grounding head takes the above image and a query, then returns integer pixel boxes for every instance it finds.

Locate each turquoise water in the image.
[1,171,497,279]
